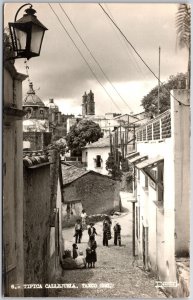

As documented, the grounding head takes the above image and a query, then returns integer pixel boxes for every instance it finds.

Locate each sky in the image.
[4,2,188,116]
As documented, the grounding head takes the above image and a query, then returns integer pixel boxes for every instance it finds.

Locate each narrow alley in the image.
[50,193,166,298]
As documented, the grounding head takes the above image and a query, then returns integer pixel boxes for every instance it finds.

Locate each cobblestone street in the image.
[50,193,166,298]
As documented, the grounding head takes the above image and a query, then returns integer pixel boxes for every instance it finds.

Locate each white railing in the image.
[136,110,171,142]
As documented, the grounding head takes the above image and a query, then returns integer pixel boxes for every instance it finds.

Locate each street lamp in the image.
[8,3,48,60]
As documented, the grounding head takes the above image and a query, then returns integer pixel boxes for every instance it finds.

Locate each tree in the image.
[141,73,187,115]
[66,119,103,156]
[106,152,122,180]
[176,4,191,88]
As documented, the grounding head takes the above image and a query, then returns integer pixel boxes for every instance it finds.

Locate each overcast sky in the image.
[4,2,188,116]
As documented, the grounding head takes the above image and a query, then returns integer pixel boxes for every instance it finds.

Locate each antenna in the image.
[158,46,161,115]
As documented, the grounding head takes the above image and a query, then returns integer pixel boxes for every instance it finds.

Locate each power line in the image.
[48,3,122,113]
[99,3,190,107]
[104,3,148,80]
[59,3,132,112]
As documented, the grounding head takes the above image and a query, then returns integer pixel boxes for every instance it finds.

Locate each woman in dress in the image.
[87,235,97,268]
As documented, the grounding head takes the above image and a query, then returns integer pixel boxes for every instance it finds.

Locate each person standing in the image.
[88,235,97,268]
[113,222,121,246]
[103,220,110,246]
[74,219,82,243]
[88,223,97,241]
[81,209,87,231]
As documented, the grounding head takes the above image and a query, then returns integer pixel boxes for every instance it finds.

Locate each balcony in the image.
[136,110,171,142]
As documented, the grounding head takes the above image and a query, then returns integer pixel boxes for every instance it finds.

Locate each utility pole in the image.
[158,46,161,115]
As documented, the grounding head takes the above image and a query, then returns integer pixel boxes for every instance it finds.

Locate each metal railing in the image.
[136,110,171,142]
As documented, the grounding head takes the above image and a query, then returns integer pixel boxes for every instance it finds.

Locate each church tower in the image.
[82,92,87,117]
[86,90,95,115]
[22,82,51,150]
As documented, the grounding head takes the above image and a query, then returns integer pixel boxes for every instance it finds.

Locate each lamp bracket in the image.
[14,3,32,22]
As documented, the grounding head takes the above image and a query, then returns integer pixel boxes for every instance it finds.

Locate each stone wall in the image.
[62,173,120,227]
[48,149,64,277]
[23,164,51,297]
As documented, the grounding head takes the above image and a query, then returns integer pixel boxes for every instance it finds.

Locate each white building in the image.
[82,136,110,175]
[127,89,190,297]
[67,113,142,137]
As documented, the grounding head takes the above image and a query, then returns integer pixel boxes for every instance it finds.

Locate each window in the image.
[40,109,44,116]
[96,155,102,168]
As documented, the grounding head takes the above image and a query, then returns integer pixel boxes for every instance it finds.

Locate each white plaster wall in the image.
[171,90,190,256]
[137,138,176,281]
[83,147,110,175]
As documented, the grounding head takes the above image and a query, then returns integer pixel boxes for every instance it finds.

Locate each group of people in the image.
[73,210,121,247]
[102,216,121,247]
[61,210,122,270]
[73,220,97,268]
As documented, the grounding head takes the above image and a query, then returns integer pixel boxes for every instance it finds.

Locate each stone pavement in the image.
[50,192,166,298]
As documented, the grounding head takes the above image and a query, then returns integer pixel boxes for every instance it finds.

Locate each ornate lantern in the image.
[9,3,48,60]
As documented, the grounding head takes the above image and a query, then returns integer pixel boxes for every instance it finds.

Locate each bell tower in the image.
[82,92,87,117]
[86,90,95,115]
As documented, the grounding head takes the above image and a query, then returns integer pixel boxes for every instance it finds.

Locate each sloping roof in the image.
[84,136,110,149]
[135,156,164,169]
[61,163,115,186]
[61,164,90,186]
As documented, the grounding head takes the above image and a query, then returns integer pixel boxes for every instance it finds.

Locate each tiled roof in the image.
[84,136,110,149]
[61,163,89,185]
[23,150,50,168]
[61,163,115,186]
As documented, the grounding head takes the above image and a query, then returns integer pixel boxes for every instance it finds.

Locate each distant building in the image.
[67,90,149,137]
[23,82,51,150]
[82,136,110,175]
[47,98,74,138]
[82,90,95,116]
[23,87,75,149]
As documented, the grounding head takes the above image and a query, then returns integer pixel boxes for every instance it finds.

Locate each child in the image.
[72,243,78,259]
[86,247,92,268]
[74,219,83,243]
